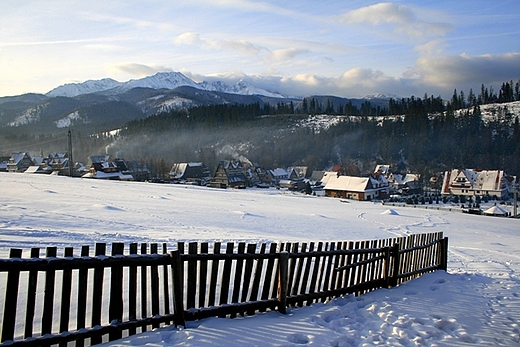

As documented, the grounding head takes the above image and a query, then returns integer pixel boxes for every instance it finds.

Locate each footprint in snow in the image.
[287,333,310,344]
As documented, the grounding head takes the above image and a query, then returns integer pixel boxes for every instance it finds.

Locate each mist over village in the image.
[1,2,520,347]
[2,73,520,214]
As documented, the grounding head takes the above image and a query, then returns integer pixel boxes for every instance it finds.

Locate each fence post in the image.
[171,250,186,328]
[277,252,289,314]
[109,243,125,341]
[384,246,391,288]
[1,248,22,343]
[389,243,400,287]
[41,246,57,336]
[440,237,449,271]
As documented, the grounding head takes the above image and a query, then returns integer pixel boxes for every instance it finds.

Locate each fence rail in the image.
[0,232,448,347]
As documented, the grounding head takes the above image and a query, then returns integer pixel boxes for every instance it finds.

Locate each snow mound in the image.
[381,209,399,215]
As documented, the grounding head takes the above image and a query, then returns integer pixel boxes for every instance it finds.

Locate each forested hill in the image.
[117,80,520,178]
[2,80,519,179]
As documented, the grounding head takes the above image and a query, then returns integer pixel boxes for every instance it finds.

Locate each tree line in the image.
[117,78,520,179]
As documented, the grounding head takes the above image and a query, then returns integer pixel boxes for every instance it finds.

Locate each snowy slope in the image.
[1,173,519,346]
[200,79,286,98]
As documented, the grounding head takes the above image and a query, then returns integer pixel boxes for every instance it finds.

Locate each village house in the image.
[310,170,325,183]
[288,166,308,179]
[45,152,70,175]
[324,172,390,201]
[388,173,422,194]
[82,156,133,180]
[210,160,247,188]
[125,160,151,182]
[251,167,272,187]
[169,162,210,185]
[7,152,36,173]
[0,156,10,172]
[374,164,391,176]
[10,152,73,176]
[268,168,289,185]
[374,164,421,195]
[441,169,513,200]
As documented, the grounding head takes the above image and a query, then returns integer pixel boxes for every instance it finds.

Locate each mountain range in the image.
[45,72,288,99]
[0,72,390,134]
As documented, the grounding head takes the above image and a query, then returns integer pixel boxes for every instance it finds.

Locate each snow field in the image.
[1,173,519,346]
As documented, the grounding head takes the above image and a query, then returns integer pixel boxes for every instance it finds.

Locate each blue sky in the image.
[1,1,519,99]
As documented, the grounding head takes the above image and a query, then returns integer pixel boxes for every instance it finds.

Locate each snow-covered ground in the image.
[1,173,519,346]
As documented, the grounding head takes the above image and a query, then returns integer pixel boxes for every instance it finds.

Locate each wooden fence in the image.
[0,232,448,347]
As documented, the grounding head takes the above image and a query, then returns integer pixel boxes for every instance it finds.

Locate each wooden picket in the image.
[0,232,447,347]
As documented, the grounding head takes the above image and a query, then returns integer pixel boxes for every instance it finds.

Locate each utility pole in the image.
[68,129,73,177]
[514,180,518,218]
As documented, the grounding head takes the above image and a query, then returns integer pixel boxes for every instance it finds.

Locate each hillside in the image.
[0,72,391,135]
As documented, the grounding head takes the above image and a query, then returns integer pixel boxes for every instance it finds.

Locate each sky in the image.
[1,1,519,99]
[1,173,520,345]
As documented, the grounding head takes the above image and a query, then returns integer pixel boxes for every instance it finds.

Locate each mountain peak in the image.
[123,71,199,90]
[46,78,121,98]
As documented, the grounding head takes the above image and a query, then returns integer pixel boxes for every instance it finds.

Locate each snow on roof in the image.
[324,175,369,192]
[170,163,188,179]
[10,152,27,164]
[319,171,337,185]
[483,205,508,215]
[393,173,419,185]
[444,169,506,193]
[82,171,133,180]
[475,170,503,191]
[375,165,390,174]
[270,168,287,177]
[24,166,43,174]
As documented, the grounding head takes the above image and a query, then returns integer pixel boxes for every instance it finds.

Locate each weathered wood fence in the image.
[0,232,448,347]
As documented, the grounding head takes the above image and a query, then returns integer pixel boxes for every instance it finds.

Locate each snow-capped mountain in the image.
[200,79,286,98]
[105,72,200,95]
[46,72,286,99]
[364,93,401,100]
[46,78,121,98]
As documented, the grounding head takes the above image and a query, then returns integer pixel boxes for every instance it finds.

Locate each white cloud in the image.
[410,52,520,88]
[111,63,173,78]
[414,39,447,56]
[174,32,263,56]
[173,32,201,45]
[174,32,311,63]
[271,48,310,61]
[339,2,452,40]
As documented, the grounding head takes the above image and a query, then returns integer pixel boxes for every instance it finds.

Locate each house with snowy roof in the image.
[288,166,308,179]
[7,152,35,172]
[82,156,133,180]
[210,160,247,188]
[268,168,289,183]
[441,169,512,199]
[388,173,421,194]
[169,162,210,184]
[324,173,390,201]
[45,152,69,174]
[374,164,391,175]
[0,156,12,172]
